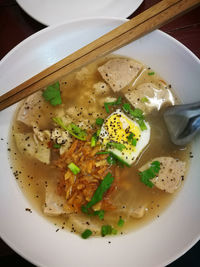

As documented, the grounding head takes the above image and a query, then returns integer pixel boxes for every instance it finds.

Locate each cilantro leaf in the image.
[81,172,114,213]
[104,97,122,113]
[67,123,87,141]
[107,155,117,165]
[139,161,161,188]
[42,82,62,106]
[52,117,87,141]
[127,133,137,146]
[122,103,147,130]
[52,117,68,131]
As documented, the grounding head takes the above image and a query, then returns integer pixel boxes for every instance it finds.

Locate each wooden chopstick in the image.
[0,0,199,111]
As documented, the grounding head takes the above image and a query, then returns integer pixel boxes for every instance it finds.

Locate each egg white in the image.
[99,109,151,165]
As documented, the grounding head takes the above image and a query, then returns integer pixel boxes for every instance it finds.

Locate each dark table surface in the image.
[0,0,200,266]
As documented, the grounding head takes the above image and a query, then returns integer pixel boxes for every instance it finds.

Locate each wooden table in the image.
[0,0,199,266]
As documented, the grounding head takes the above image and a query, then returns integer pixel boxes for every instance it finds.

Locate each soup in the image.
[9,55,190,238]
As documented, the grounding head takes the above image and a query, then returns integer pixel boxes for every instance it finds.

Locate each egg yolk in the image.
[103,113,141,152]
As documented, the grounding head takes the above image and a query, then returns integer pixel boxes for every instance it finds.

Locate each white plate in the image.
[16,0,143,25]
[0,17,200,267]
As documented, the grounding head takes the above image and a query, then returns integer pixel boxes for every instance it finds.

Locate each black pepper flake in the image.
[25,208,32,213]
[56,229,59,232]
[108,241,111,244]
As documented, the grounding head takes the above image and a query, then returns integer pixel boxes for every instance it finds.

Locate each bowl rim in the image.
[0,16,199,267]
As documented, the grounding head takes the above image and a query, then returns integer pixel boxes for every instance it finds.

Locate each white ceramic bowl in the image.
[0,18,200,267]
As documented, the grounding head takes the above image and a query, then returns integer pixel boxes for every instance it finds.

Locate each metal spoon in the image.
[163,101,200,146]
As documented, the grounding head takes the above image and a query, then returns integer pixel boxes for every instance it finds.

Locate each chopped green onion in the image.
[115,96,122,105]
[42,82,62,106]
[96,129,101,137]
[96,151,110,155]
[139,161,160,188]
[53,143,61,149]
[104,103,110,113]
[68,162,80,175]
[67,123,87,141]
[123,103,144,119]
[101,225,112,237]
[111,228,118,235]
[141,97,149,103]
[107,142,126,151]
[117,217,125,227]
[96,118,104,126]
[148,72,155,75]
[137,119,147,131]
[130,108,144,119]
[81,229,92,239]
[91,132,98,147]
[93,210,105,220]
[122,103,131,113]
[107,155,116,165]
[109,152,130,167]
[81,172,114,213]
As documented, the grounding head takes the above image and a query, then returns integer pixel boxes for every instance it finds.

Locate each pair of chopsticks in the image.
[0,0,199,111]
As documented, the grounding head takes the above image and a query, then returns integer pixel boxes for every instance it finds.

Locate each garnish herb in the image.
[91,133,98,147]
[104,97,122,113]
[42,82,62,106]
[137,119,147,131]
[109,152,130,167]
[101,225,117,237]
[132,138,137,146]
[96,151,110,155]
[122,103,144,119]
[101,225,112,237]
[139,161,160,188]
[81,172,114,213]
[52,117,68,131]
[67,123,87,141]
[53,118,87,141]
[148,72,155,75]
[107,142,126,151]
[96,118,104,126]
[81,229,92,239]
[141,97,149,103]
[122,103,147,131]
[127,133,137,146]
[93,210,105,220]
[111,228,118,235]
[68,162,80,175]
[107,155,116,165]
[53,143,61,149]
[117,217,125,227]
